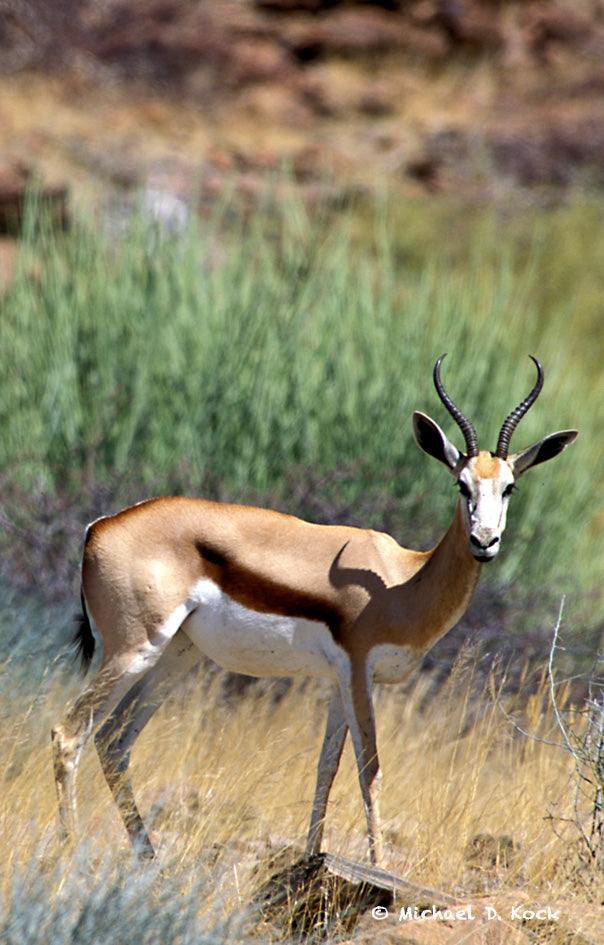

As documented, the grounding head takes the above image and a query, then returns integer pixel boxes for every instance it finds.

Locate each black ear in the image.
[509,430,578,478]
[413,412,462,472]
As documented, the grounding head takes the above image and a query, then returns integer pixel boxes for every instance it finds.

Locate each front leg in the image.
[306,687,348,857]
[339,664,383,866]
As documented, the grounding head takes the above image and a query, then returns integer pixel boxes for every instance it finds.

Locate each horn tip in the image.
[434,353,448,376]
[529,354,544,377]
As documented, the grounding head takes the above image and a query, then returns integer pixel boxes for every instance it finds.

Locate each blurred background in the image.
[2,0,604,229]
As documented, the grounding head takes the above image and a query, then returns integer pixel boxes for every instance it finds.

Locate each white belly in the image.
[181,579,344,679]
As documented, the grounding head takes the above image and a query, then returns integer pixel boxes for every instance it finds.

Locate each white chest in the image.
[368,643,424,684]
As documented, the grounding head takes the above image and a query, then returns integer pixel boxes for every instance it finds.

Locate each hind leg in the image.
[94,631,200,857]
[52,642,173,846]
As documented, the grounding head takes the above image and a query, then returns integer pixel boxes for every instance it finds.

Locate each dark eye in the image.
[458,480,471,499]
[503,483,516,498]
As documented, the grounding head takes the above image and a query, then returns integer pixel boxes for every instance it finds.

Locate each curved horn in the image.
[495,356,544,459]
[433,354,479,457]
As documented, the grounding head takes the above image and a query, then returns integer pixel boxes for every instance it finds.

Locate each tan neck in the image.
[423,500,482,631]
[354,502,483,653]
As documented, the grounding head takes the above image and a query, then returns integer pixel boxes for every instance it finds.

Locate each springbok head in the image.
[413,355,578,562]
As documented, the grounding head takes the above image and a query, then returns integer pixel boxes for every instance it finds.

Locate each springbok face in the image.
[456,452,515,561]
[413,355,578,562]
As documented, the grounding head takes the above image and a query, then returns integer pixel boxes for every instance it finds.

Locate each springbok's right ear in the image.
[413,411,461,473]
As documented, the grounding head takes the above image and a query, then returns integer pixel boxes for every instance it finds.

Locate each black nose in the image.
[470,535,499,552]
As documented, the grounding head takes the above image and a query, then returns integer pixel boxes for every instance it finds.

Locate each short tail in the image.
[73,587,95,675]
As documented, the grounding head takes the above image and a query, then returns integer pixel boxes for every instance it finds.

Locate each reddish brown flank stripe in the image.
[194,537,344,639]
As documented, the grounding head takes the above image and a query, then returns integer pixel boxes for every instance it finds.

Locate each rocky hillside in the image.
[1,0,604,206]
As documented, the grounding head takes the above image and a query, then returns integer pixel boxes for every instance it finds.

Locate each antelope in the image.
[52,356,577,864]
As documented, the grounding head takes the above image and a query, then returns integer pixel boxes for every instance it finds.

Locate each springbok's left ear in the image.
[509,430,578,478]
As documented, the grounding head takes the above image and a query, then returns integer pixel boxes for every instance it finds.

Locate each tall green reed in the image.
[0,191,600,614]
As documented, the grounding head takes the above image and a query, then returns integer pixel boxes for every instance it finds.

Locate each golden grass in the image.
[1,660,603,942]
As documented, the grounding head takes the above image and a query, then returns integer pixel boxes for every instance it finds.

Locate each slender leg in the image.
[94,631,200,857]
[51,620,192,849]
[305,688,348,857]
[338,669,383,866]
[52,655,157,845]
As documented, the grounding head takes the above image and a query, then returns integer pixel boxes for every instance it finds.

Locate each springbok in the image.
[52,356,577,864]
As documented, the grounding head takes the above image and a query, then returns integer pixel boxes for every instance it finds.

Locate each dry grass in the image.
[2,655,603,943]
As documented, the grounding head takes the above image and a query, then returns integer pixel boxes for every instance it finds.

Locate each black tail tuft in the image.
[73,587,95,675]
